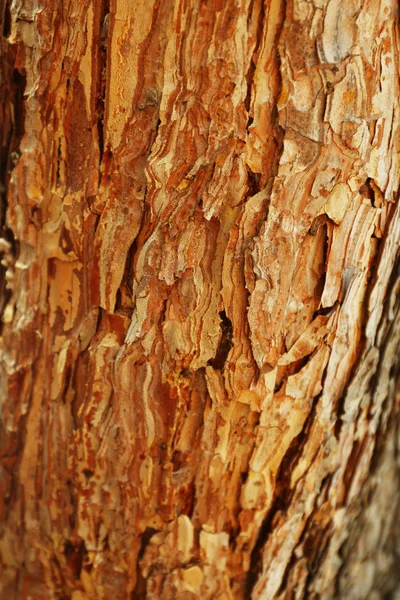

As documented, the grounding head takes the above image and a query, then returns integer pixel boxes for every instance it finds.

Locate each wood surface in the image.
[0,0,399,597]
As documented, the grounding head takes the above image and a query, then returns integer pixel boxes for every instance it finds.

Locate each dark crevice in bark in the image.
[245,389,321,596]
[359,177,378,206]
[274,351,316,392]
[115,235,138,312]
[158,295,168,332]
[65,476,77,532]
[208,310,233,370]
[132,527,158,599]
[313,300,339,318]
[63,538,88,580]
[55,137,62,186]
[311,222,330,315]
[340,435,369,506]
[308,213,334,236]
[60,363,73,405]
[2,1,11,37]
[302,525,333,595]
[244,482,292,593]
[178,477,197,519]
[277,486,334,597]
[96,0,110,169]
[82,468,94,480]
[154,117,162,138]
[0,13,26,322]
[246,166,262,197]
[114,192,149,314]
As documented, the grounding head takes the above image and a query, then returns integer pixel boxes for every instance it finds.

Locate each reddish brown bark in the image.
[0,0,399,598]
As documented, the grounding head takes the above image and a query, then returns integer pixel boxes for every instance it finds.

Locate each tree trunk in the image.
[1,0,399,598]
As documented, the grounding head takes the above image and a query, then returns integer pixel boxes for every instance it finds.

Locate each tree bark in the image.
[1,0,399,598]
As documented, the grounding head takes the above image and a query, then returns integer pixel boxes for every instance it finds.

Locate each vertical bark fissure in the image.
[96,0,110,167]
[245,382,324,596]
[208,310,233,370]
[0,13,24,323]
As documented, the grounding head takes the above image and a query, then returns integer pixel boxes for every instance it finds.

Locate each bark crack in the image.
[208,310,233,370]
[245,395,320,596]
[0,19,24,326]
[96,0,110,169]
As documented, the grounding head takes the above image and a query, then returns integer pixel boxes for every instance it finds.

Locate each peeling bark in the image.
[1,0,399,598]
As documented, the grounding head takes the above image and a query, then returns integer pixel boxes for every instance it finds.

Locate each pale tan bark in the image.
[0,0,399,598]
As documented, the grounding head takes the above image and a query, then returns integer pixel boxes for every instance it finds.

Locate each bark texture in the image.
[1,0,400,598]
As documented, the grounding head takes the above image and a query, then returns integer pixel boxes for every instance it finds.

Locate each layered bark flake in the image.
[0,0,399,598]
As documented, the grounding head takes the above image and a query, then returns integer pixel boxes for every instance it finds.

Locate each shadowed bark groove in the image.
[0,0,399,599]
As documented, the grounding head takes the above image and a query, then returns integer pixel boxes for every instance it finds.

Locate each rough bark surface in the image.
[1,0,399,598]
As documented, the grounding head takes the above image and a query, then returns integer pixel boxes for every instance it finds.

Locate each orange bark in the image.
[1,0,399,598]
